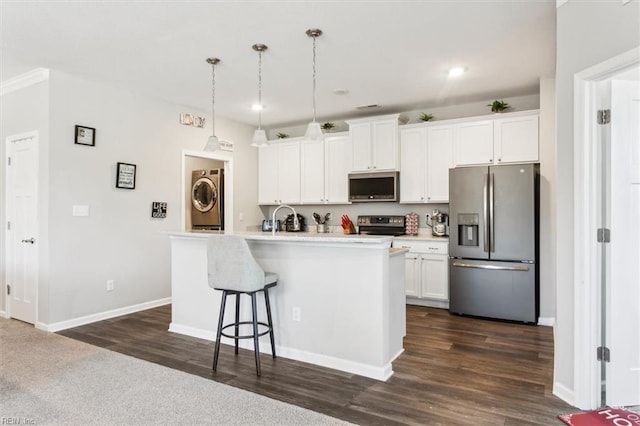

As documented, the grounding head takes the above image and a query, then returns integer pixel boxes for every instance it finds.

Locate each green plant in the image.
[276,132,289,139]
[488,100,510,113]
[419,113,434,122]
[321,122,335,132]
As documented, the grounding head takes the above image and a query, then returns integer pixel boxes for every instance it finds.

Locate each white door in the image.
[258,145,279,205]
[5,132,39,324]
[607,79,640,406]
[426,125,454,202]
[324,135,351,204]
[300,139,325,204]
[399,127,426,203]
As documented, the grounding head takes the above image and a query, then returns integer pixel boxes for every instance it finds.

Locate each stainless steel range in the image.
[357,215,406,236]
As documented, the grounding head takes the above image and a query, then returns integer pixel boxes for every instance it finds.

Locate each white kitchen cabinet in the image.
[324,134,352,203]
[299,133,352,204]
[258,140,301,205]
[394,239,449,308]
[300,139,325,204]
[493,114,539,164]
[347,114,400,172]
[453,120,494,166]
[399,124,453,203]
[453,111,539,167]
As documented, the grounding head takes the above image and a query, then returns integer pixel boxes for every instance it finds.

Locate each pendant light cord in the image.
[258,49,263,130]
[311,34,317,123]
[211,61,216,137]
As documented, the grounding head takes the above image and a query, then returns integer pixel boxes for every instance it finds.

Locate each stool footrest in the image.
[220,321,272,340]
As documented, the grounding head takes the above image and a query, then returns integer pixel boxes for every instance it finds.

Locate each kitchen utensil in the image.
[341,215,356,234]
[324,212,331,223]
[313,212,322,224]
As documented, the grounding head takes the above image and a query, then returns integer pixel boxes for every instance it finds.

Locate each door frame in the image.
[181,149,234,232]
[573,46,640,409]
[4,130,40,322]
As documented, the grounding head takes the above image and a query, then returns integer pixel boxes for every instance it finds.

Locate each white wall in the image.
[539,76,557,321]
[555,0,640,404]
[2,70,259,325]
[0,79,50,320]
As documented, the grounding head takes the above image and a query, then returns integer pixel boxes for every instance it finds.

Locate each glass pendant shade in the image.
[304,122,323,140]
[204,135,220,152]
[251,129,268,147]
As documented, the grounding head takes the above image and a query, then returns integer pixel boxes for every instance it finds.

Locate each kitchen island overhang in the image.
[168,231,407,381]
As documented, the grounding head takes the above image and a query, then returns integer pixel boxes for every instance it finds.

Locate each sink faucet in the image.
[272,204,299,236]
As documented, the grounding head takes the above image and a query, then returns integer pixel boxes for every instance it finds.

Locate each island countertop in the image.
[169,231,394,245]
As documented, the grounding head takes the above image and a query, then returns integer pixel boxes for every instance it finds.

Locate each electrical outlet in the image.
[106,280,114,291]
[292,307,301,322]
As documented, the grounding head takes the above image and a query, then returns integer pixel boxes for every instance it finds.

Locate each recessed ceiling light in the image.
[333,88,349,95]
[448,67,466,78]
[251,104,263,111]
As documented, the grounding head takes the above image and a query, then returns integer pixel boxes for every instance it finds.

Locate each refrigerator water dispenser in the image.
[457,213,479,247]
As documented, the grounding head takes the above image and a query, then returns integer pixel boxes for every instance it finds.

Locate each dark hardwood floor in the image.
[58,305,573,425]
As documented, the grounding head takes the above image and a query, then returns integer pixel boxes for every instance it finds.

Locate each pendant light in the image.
[251,44,269,147]
[304,28,323,141]
[204,57,220,152]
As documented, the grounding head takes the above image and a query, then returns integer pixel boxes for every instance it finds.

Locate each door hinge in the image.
[597,109,611,125]
[597,346,611,362]
[6,285,10,296]
[597,228,611,243]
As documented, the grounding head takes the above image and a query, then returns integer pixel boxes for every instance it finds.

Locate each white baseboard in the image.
[554,381,575,407]
[38,298,172,332]
[537,317,555,327]
[0,310,9,319]
[406,297,449,309]
[170,321,393,381]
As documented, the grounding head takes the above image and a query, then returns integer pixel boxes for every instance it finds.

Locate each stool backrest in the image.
[206,235,266,292]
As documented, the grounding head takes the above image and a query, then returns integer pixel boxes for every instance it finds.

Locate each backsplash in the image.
[259,202,448,232]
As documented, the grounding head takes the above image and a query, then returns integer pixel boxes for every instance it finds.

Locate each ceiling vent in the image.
[356,104,382,110]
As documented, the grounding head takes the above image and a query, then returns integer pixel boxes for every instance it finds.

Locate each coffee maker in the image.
[429,210,449,237]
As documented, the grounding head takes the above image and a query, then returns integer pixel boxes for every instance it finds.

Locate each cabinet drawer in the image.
[394,240,448,255]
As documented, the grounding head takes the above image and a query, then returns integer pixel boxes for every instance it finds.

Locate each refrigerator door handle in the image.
[451,262,530,272]
[489,172,495,253]
[483,173,489,252]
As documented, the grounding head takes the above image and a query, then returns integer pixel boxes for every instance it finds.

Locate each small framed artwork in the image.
[151,202,167,218]
[75,125,96,146]
[116,162,136,189]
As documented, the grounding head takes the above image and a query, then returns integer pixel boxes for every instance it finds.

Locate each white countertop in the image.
[395,233,449,242]
[168,231,394,245]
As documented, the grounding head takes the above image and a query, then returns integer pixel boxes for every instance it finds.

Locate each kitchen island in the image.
[168,231,407,380]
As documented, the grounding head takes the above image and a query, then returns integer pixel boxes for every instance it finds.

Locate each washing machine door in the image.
[192,177,217,212]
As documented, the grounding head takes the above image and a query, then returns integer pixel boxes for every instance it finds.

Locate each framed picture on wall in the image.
[116,162,136,189]
[75,125,96,146]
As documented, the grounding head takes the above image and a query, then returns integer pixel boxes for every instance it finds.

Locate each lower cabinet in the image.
[395,239,449,308]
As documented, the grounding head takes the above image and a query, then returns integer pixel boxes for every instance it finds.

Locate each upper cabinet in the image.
[399,124,453,203]
[347,114,400,172]
[493,114,539,164]
[300,133,352,204]
[453,111,539,167]
[258,140,301,205]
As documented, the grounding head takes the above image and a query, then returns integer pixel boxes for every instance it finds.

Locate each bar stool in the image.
[206,235,277,376]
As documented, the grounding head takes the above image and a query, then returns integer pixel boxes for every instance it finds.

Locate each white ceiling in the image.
[1,0,557,128]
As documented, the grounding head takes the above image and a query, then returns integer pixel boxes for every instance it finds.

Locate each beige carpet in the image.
[0,318,350,425]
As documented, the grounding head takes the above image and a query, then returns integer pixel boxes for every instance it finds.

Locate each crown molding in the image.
[0,68,49,96]
[556,0,569,8]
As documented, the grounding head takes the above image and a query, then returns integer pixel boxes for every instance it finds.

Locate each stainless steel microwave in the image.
[348,171,399,202]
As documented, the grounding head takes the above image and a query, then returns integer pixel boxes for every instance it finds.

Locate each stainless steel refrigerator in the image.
[448,164,539,323]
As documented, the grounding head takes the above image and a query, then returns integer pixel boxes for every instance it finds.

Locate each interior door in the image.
[5,132,39,324]
[607,78,640,406]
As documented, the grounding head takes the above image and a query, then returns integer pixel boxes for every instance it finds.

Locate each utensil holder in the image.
[316,224,328,233]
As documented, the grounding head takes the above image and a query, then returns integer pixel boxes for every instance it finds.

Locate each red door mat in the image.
[559,407,640,425]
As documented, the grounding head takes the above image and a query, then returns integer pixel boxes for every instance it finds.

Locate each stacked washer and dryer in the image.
[191,169,224,230]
